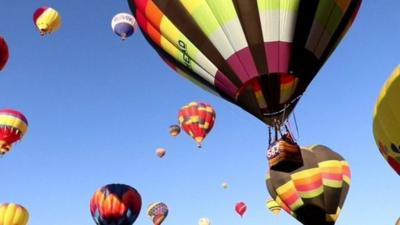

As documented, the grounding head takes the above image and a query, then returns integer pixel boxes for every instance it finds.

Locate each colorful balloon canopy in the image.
[0,109,28,156]
[33,6,61,35]
[266,145,351,225]
[178,101,216,148]
[373,65,400,175]
[169,124,181,137]
[156,148,166,158]
[235,202,247,217]
[128,0,361,128]
[90,183,142,225]
[0,36,9,71]
[111,13,137,40]
[147,202,168,225]
[198,217,211,225]
[266,198,281,215]
[0,203,29,225]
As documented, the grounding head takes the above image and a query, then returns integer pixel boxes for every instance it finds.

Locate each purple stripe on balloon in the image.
[215,71,238,99]
[265,42,292,74]
[227,48,259,83]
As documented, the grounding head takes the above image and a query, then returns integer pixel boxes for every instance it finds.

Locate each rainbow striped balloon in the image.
[266,145,351,225]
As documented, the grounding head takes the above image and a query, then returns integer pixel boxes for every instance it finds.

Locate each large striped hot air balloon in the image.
[0,109,28,156]
[266,145,351,225]
[147,202,168,225]
[127,0,362,146]
[90,184,142,225]
[373,65,400,175]
[178,101,216,148]
[33,6,61,36]
[0,203,29,225]
[0,36,9,71]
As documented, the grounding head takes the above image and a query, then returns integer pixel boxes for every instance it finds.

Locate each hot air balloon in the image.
[235,202,247,218]
[111,13,137,40]
[373,65,400,175]
[266,145,351,225]
[0,109,28,156]
[0,36,9,71]
[396,217,400,225]
[0,203,29,225]
[221,182,228,189]
[90,183,142,225]
[178,101,215,148]
[266,198,281,215]
[33,6,61,35]
[156,148,166,158]
[169,124,181,137]
[147,202,168,225]
[127,0,362,167]
[198,217,211,225]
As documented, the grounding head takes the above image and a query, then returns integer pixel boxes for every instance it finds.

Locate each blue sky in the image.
[0,1,399,225]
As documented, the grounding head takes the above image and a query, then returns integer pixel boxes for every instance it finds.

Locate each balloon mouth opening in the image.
[40,30,47,36]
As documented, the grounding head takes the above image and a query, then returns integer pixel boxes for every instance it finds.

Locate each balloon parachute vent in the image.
[267,136,303,172]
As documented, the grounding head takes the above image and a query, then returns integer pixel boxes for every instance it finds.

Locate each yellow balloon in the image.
[0,203,29,225]
[221,182,228,189]
[198,217,210,225]
[266,198,281,215]
[373,65,400,175]
[34,7,62,35]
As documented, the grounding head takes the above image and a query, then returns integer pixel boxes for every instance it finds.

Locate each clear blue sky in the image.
[0,1,399,225]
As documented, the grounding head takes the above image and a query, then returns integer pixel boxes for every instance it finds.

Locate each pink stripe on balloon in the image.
[33,6,48,23]
[265,42,292,73]
[215,71,238,99]
[227,48,258,83]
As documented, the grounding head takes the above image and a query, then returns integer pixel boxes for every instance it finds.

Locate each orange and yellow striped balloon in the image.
[33,6,61,35]
[178,102,215,148]
[0,203,29,225]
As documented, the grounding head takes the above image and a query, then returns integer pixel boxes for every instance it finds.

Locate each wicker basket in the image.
[267,137,303,172]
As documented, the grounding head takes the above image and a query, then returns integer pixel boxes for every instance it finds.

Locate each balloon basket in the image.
[267,138,303,172]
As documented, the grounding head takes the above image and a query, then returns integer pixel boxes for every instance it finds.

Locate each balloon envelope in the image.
[266,198,281,215]
[156,148,166,158]
[111,13,137,40]
[169,124,181,137]
[198,217,211,225]
[266,145,351,225]
[147,202,168,225]
[0,203,29,225]
[373,65,400,175]
[128,0,361,127]
[235,202,247,217]
[178,101,216,147]
[0,36,9,71]
[90,184,142,225]
[33,6,61,35]
[0,109,28,155]
[222,182,228,189]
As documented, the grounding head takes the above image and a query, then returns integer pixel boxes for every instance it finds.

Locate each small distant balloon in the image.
[33,6,61,36]
[156,148,166,158]
[111,13,137,40]
[266,198,281,215]
[0,203,29,225]
[198,217,211,225]
[147,202,168,225]
[221,182,228,189]
[235,202,247,218]
[0,36,9,71]
[169,124,180,137]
